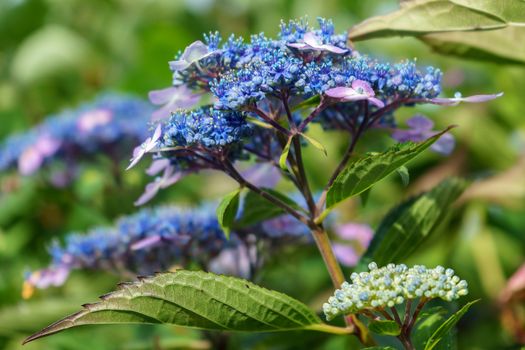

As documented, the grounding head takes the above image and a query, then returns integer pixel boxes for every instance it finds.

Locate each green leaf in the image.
[359,178,467,268]
[24,271,350,344]
[397,165,410,187]
[348,0,525,41]
[279,136,293,171]
[360,188,371,207]
[300,133,327,156]
[424,300,479,350]
[326,128,450,210]
[368,320,401,336]
[413,307,453,350]
[236,188,302,227]
[216,188,241,239]
[422,26,525,65]
[291,95,321,112]
[363,347,397,350]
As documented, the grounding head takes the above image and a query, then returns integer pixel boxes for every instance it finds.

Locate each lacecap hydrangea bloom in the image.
[23,202,312,297]
[133,17,500,204]
[323,262,468,321]
[0,93,153,186]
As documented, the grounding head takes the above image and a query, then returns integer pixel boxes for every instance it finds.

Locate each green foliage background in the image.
[0,0,524,349]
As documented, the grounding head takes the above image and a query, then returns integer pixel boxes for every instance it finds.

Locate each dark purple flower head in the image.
[325,80,385,108]
[288,32,348,54]
[391,115,455,155]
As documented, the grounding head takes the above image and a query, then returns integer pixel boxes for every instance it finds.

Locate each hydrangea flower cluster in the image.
[135,17,500,204]
[0,94,153,186]
[24,202,311,296]
[323,262,469,321]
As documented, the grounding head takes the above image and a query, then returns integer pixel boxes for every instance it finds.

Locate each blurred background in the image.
[0,0,524,349]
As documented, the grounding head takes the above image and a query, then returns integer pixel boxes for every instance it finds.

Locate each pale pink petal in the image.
[35,136,61,157]
[18,147,43,175]
[77,109,113,132]
[368,97,385,108]
[325,87,356,99]
[335,223,373,247]
[131,235,162,250]
[333,244,359,267]
[351,80,375,96]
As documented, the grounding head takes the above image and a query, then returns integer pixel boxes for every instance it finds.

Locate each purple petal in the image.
[77,109,113,132]
[406,115,434,131]
[367,97,385,108]
[18,147,43,175]
[325,87,356,99]
[209,245,252,279]
[333,244,359,267]
[149,86,201,121]
[241,163,281,188]
[303,32,323,48]
[151,124,162,142]
[287,43,309,50]
[148,86,179,105]
[131,235,162,250]
[26,266,70,289]
[35,135,61,157]
[151,103,175,122]
[319,44,348,54]
[335,223,373,246]
[160,171,185,189]
[126,145,145,170]
[351,80,374,96]
[146,159,170,176]
[134,180,162,206]
[460,92,503,102]
[169,60,191,72]
[144,124,162,153]
[391,129,427,143]
[430,132,455,155]
[181,40,210,62]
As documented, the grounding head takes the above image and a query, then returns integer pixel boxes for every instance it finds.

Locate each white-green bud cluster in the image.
[323,262,468,321]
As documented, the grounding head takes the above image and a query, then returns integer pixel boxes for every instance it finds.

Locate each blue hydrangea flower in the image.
[24,202,311,293]
[0,93,153,184]
[135,16,501,204]
[161,107,252,148]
